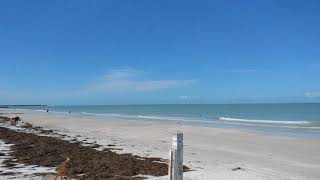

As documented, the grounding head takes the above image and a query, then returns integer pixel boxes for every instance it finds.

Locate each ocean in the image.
[11,103,320,137]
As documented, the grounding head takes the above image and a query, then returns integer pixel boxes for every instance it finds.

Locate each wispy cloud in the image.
[179,96,189,99]
[224,68,272,73]
[306,63,320,70]
[103,68,144,81]
[87,68,196,93]
[224,69,258,73]
[305,92,320,98]
[179,95,201,100]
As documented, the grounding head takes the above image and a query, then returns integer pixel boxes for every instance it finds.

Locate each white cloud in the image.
[179,95,200,100]
[305,92,320,98]
[88,68,196,92]
[103,68,143,81]
[179,96,189,99]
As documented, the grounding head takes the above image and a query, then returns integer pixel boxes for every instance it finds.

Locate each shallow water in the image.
[9,103,320,137]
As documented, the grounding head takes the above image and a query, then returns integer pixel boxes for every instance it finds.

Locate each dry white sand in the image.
[1,109,320,180]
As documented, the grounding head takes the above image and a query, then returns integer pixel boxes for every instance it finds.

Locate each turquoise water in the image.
[12,103,320,137]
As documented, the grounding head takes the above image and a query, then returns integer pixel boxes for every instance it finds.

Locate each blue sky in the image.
[0,0,320,105]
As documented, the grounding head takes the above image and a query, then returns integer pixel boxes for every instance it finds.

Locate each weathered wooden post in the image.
[168,132,183,180]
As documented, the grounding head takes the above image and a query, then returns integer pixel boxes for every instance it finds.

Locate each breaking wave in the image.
[218,117,310,125]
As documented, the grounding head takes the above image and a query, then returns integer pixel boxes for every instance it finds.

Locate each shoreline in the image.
[0,115,175,179]
[7,107,320,138]
[1,109,320,179]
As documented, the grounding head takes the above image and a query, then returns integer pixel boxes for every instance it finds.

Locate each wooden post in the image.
[168,150,173,180]
[169,132,183,180]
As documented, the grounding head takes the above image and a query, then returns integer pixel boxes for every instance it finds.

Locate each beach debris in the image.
[0,115,11,123]
[43,175,66,180]
[0,126,171,179]
[40,129,54,134]
[22,122,33,129]
[75,173,86,180]
[232,166,244,171]
[91,144,101,148]
[104,147,123,151]
[0,172,18,176]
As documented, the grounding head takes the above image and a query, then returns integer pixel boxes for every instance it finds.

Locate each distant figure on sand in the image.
[47,109,49,113]
[11,116,21,126]
[68,111,71,114]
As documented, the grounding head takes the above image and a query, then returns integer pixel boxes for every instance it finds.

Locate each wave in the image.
[81,112,135,118]
[32,109,69,114]
[218,117,310,125]
[35,110,47,112]
[14,108,29,111]
[81,112,192,121]
[12,109,320,130]
[80,112,316,127]
[49,110,70,115]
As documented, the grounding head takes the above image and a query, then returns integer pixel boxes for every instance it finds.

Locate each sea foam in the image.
[219,117,310,125]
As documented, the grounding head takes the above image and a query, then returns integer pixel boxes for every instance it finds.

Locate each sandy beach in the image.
[2,0,320,179]
[1,109,320,180]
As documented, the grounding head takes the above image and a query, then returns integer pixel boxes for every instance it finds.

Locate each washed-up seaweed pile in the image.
[0,117,171,179]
